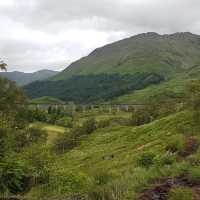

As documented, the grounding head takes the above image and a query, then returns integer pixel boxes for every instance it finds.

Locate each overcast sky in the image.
[1,0,200,72]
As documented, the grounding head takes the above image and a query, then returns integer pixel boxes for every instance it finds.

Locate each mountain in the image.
[0,69,59,86]
[24,32,200,103]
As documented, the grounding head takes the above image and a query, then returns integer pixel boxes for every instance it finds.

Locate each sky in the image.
[0,0,200,72]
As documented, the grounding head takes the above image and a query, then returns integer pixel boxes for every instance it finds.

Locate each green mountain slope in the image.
[53,32,200,80]
[24,32,200,103]
[0,70,59,86]
[30,96,65,105]
[26,110,200,199]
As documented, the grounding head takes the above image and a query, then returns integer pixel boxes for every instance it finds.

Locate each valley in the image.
[2,32,200,200]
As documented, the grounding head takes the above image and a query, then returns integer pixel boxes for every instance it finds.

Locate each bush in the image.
[187,167,200,184]
[53,132,77,154]
[93,170,113,186]
[153,153,176,166]
[137,152,155,168]
[0,158,26,194]
[168,187,192,200]
[55,117,72,128]
[50,170,93,195]
[13,128,48,151]
[23,145,53,185]
[0,128,10,158]
[82,118,97,135]
[166,135,184,154]
[130,108,152,126]
[97,119,110,129]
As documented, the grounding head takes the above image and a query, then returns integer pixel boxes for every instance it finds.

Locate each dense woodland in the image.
[24,73,164,103]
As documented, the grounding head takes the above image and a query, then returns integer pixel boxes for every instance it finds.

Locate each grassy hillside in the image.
[113,65,200,104]
[30,96,65,104]
[53,32,200,80]
[25,110,200,200]
[3,76,200,199]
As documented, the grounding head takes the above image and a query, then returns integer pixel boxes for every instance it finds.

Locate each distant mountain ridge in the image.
[24,32,200,103]
[0,69,59,86]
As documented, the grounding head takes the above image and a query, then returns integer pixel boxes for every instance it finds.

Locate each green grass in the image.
[26,110,200,199]
[168,187,193,200]
[30,122,67,144]
[30,96,65,105]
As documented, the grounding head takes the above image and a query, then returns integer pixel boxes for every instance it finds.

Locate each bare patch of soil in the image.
[139,176,195,200]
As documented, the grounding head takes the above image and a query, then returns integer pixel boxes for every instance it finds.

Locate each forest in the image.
[23,73,164,103]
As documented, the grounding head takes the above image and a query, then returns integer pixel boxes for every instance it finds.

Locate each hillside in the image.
[0,69,59,86]
[24,32,200,103]
[25,109,200,200]
[3,73,200,200]
[30,96,65,105]
[52,32,200,80]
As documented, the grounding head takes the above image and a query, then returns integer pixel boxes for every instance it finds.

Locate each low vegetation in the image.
[3,74,200,200]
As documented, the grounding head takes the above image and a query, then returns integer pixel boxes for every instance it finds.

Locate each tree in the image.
[0,60,7,71]
[187,80,200,111]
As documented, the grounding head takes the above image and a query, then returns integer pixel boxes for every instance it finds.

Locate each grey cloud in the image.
[1,0,200,72]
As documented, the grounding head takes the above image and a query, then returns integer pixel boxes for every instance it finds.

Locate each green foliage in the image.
[53,131,77,153]
[130,108,152,126]
[153,153,176,166]
[53,118,97,153]
[0,128,10,159]
[22,145,53,184]
[187,167,200,184]
[0,61,7,71]
[0,157,26,194]
[49,170,93,195]
[0,78,26,112]
[168,187,192,200]
[24,73,163,103]
[97,119,110,129]
[55,117,72,128]
[166,135,185,154]
[137,152,156,168]
[93,170,113,186]
[82,117,97,135]
[13,127,48,151]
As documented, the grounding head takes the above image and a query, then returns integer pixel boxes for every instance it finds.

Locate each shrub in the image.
[53,132,77,154]
[55,117,72,128]
[82,118,97,135]
[93,170,113,186]
[187,167,200,184]
[97,119,110,129]
[137,152,155,168]
[0,128,10,158]
[168,186,192,200]
[130,109,152,126]
[153,153,176,166]
[0,158,26,194]
[166,135,184,154]
[23,145,53,185]
[50,170,93,195]
[13,128,48,151]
